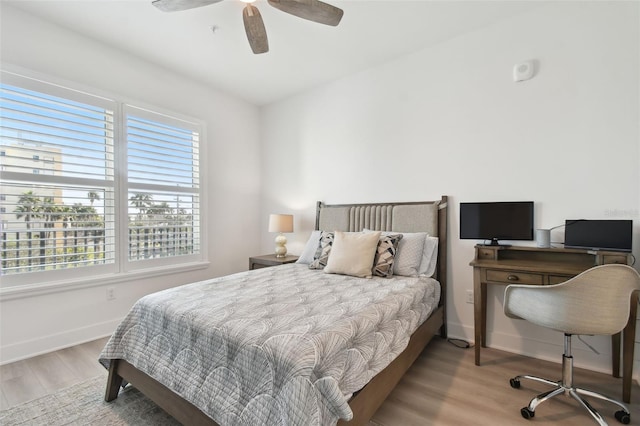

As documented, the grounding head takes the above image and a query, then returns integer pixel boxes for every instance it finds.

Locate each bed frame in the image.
[105,196,448,425]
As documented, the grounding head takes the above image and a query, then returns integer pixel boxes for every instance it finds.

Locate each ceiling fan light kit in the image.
[152,0,344,54]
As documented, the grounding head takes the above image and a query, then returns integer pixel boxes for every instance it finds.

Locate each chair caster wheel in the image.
[510,378,520,389]
[615,410,630,424]
[521,407,535,419]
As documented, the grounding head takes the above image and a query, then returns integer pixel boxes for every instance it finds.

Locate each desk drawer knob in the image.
[507,275,519,281]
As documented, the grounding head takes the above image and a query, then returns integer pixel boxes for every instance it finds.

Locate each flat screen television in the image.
[564,219,632,252]
[460,201,534,246]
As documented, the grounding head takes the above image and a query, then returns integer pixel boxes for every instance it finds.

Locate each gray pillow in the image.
[296,230,322,264]
[392,232,427,277]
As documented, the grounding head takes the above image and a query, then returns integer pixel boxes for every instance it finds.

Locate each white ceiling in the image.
[4,0,545,106]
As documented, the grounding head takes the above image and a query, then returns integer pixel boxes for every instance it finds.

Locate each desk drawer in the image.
[477,248,497,260]
[486,270,543,285]
[602,255,629,265]
[549,275,572,285]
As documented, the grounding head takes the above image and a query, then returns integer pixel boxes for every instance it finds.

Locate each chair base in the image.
[510,374,630,425]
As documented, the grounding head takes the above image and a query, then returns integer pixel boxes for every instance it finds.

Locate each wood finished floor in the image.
[1,336,638,425]
[0,337,109,411]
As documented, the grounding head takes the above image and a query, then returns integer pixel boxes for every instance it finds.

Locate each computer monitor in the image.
[460,201,534,246]
[564,219,632,252]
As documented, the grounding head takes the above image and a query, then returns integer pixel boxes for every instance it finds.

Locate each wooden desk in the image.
[470,245,634,402]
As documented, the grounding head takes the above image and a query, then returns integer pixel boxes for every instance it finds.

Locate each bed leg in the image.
[105,360,124,402]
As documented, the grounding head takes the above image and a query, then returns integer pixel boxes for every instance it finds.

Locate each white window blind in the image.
[126,107,200,262]
[0,71,204,286]
[0,79,116,275]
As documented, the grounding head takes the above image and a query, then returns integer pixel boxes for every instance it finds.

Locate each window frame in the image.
[0,69,208,297]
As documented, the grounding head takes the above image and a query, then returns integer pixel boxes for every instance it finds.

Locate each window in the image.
[0,71,203,287]
[125,107,200,262]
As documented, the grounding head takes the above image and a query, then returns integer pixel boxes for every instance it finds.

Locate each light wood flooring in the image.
[1,336,638,425]
[0,337,109,411]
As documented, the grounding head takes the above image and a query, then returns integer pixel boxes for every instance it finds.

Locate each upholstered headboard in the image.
[315,196,448,314]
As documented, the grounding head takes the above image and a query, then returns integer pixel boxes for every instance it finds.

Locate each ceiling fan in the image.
[152,0,344,54]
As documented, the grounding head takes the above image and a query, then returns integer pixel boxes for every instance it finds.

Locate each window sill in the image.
[0,261,210,301]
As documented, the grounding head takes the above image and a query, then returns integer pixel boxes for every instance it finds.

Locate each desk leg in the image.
[474,272,486,366]
[474,280,481,366]
[622,293,637,404]
[480,283,487,348]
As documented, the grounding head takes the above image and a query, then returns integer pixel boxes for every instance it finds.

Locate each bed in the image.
[100,196,448,425]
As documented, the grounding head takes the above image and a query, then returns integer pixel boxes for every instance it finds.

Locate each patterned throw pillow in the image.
[308,231,334,270]
[372,234,403,277]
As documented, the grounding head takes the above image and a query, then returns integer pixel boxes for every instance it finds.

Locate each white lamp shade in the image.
[268,214,293,233]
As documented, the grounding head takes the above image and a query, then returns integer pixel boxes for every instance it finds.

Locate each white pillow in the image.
[296,230,322,264]
[363,229,438,277]
[324,231,381,278]
[419,236,439,277]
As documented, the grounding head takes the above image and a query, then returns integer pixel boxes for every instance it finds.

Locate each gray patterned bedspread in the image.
[99,264,440,425]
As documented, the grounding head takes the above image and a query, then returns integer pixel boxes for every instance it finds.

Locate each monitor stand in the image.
[483,238,511,247]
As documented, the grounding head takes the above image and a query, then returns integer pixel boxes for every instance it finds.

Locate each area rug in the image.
[0,375,180,425]
[0,375,381,425]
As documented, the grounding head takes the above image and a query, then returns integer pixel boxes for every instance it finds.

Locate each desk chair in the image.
[504,264,640,425]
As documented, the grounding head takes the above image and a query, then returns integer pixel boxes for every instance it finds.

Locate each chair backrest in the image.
[504,264,640,335]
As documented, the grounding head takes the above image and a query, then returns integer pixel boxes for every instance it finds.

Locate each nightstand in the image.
[249,254,299,270]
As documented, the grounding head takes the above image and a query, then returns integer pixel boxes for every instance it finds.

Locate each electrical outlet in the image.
[106,287,115,301]
[466,290,474,304]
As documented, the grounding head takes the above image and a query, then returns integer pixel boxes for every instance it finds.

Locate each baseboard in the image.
[446,321,640,385]
[0,317,122,365]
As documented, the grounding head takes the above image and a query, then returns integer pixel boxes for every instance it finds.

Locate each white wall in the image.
[260,2,640,378]
[0,5,262,363]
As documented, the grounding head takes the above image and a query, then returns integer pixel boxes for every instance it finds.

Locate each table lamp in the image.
[268,214,293,257]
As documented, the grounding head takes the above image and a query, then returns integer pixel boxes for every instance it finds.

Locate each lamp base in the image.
[274,233,287,258]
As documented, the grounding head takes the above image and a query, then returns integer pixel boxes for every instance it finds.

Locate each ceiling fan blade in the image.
[267,0,343,26]
[152,0,223,12]
[243,5,269,54]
